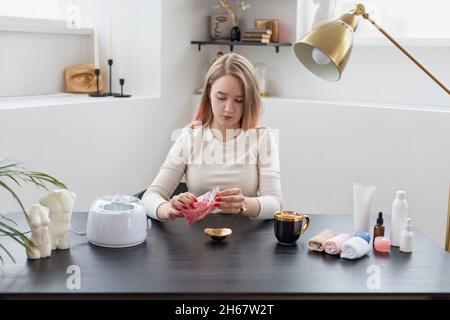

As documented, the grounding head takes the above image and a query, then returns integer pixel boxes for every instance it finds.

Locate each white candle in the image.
[93,28,99,69]
[118,38,124,79]
[107,19,112,59]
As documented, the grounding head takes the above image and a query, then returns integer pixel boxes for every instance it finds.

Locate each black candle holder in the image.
[107,59,119,96]
[89,69,108,97]
[114,79,132,98]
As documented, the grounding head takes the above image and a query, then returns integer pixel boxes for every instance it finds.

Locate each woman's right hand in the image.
[157,192,198,220]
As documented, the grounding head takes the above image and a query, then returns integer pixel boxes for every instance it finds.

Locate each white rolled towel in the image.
[340,236,370,260]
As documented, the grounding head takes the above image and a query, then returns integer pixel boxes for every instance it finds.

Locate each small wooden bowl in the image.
[204,228,232,241]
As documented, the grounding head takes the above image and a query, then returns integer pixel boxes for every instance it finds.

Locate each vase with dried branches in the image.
[214,0,251,41]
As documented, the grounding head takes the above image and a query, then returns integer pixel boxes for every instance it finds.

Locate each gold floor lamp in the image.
[295,4,450,250]
[293,3,449,95]
[446,186,450,252]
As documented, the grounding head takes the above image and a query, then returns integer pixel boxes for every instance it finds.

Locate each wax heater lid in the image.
[90,194,143,214]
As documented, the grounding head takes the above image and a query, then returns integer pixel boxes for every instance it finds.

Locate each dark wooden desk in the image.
[1,212,449,299]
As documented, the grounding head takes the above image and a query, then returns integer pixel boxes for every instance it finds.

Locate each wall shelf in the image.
[191,40,292,53]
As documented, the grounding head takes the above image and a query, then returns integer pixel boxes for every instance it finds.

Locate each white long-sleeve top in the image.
[142,126,283,220]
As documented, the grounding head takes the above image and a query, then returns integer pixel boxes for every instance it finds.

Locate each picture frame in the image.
[210,14,233,40]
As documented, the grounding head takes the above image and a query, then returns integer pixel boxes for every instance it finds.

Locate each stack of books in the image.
[241,28,272,43]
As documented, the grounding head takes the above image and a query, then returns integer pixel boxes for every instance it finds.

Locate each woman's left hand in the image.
[214,188,245,214]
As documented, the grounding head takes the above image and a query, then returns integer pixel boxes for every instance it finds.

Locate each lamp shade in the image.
[294,13,359,81]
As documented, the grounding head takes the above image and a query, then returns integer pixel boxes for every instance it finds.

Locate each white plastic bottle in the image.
[400,218,414,253]
[390,191,408,247]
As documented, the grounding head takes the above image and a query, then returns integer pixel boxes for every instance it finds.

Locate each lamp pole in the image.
[353,4,449,95]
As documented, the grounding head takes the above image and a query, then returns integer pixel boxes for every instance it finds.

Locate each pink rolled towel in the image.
[324,234,352,255]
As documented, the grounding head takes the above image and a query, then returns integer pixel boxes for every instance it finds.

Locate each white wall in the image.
[0,18,92,97]
[73,0,161,96]
[0,97,167,212]
[267,99,450,248]
[0,0,165,210]
[232,44,449,107]
[0,0,162,98]
[203,0,450,107]
[160,0,209,129]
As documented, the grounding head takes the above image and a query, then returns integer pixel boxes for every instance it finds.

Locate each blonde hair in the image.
[190,53,261,130]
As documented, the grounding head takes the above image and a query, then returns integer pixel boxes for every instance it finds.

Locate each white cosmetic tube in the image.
[353,183,377,232]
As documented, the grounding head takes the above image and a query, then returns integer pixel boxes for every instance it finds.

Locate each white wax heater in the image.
[87,194,149,248]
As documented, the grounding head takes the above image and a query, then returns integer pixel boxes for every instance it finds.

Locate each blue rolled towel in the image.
[354,230,371,243]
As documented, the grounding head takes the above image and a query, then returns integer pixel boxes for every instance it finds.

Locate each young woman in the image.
[142,53,282,221]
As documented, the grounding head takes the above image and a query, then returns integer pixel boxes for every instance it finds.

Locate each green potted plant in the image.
[0,159,66,264]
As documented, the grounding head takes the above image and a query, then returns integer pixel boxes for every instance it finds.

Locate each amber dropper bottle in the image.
[373,212,385,246]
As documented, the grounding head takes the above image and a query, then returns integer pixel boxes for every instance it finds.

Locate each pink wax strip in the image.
[374,236,391,252]
[181,186,220,225]
[182,199,213,225]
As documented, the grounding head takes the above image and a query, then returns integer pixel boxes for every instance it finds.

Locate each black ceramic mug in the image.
[274,211,310,245]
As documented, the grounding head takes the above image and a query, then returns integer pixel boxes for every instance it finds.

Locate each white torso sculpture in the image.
[26,204,51,259]
[39,190,76,250]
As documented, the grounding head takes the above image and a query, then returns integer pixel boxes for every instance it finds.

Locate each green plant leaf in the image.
[0,222,33,247]
[0,215,19,227]
[6,174,21,187]
[23,176,47,189]
[28,172,67,189]
[0,244,16,264]
[0,180,26,214]
[0,161,21,171]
